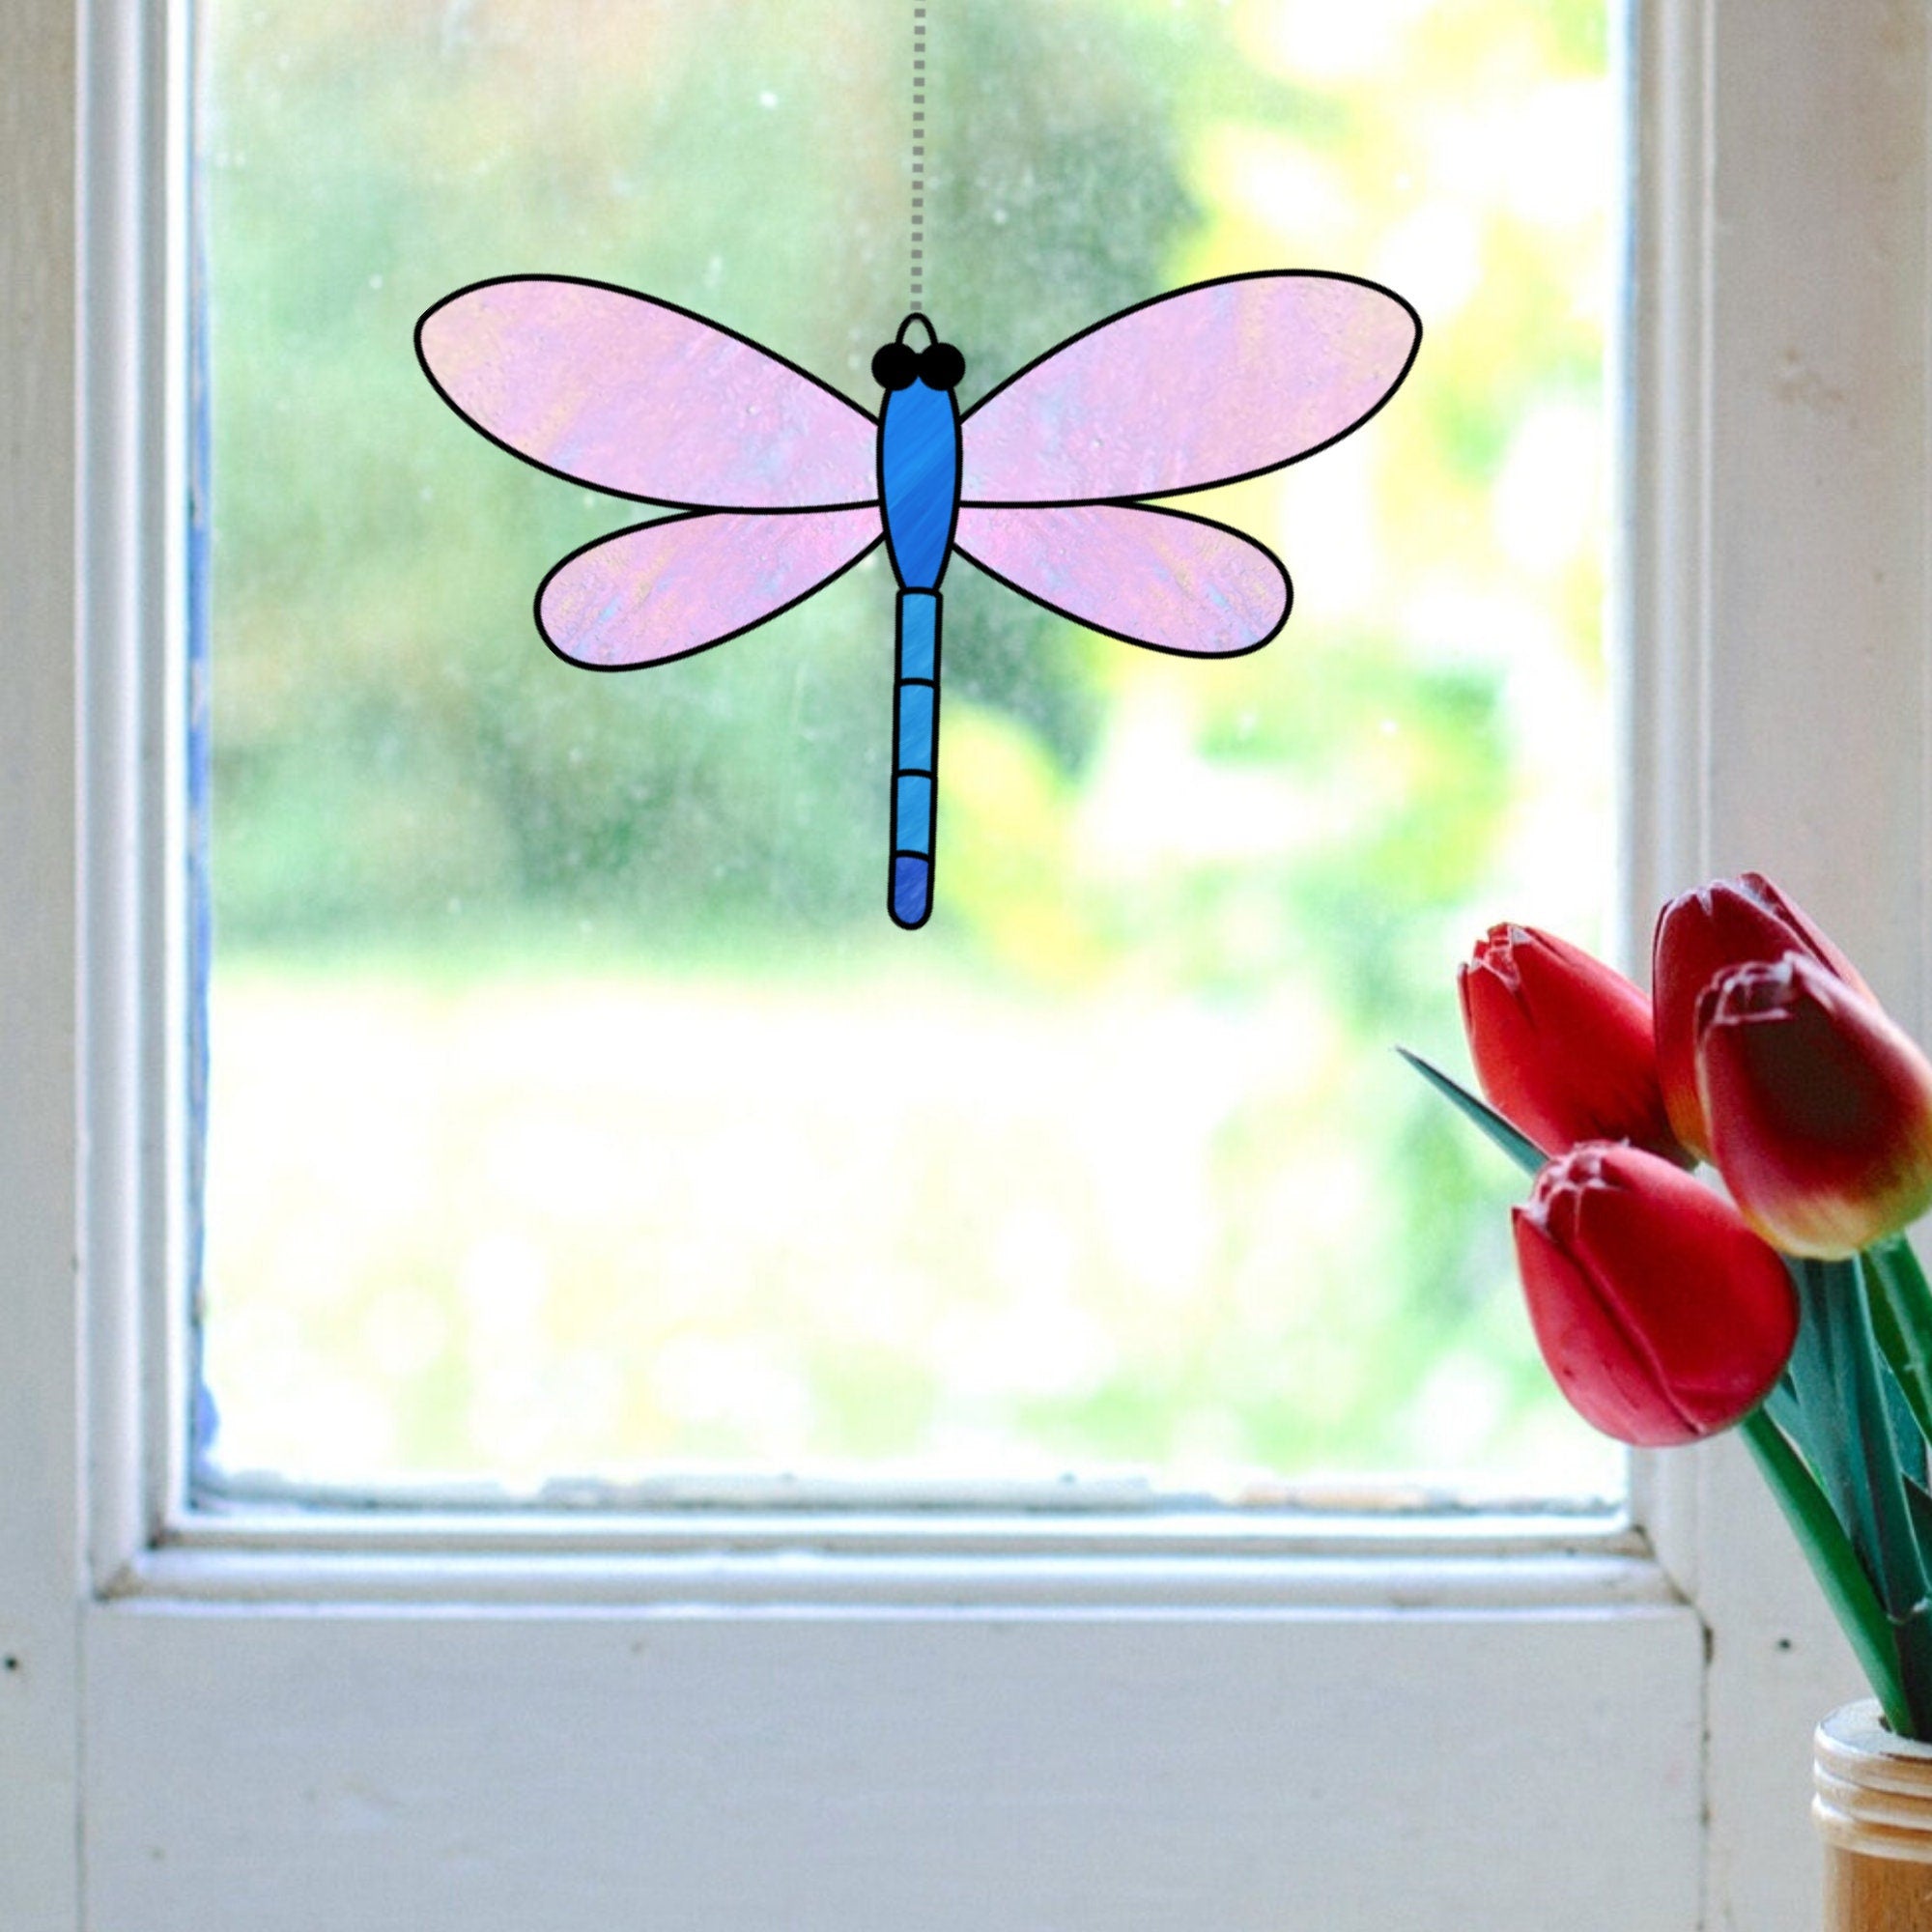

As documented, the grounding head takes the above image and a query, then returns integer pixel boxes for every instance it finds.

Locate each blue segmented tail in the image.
[890,589,941,927]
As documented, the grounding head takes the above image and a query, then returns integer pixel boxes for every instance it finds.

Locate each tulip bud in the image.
[1512,1143,1798,1445]
[1694,953,1932,1259]
[1458,923,1688,1162]
[1653,872,1871,1160]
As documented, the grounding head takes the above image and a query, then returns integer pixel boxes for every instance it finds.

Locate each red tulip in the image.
[1695,953,1932,1259]
[1653,872,1871,1160]
[1459,923,1688,1162]
[1512,1143,1798,1445]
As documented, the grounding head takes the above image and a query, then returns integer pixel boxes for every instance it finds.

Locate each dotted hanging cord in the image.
[911,5,926,312]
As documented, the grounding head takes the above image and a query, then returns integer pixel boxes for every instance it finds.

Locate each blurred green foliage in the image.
[201,0,1617,1495]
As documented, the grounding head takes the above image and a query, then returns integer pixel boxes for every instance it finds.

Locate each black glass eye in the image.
[871,341,919,390]
[919,342,966,390]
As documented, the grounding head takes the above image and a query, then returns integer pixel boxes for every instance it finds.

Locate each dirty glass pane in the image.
[196,0,1621,1503]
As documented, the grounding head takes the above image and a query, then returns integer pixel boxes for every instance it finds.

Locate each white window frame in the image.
[1,1,1923,1925]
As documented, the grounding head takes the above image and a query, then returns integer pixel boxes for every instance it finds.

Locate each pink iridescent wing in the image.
[537,508,881,668]
[959,271,1419,505]
[416,276,879,509]
[953,504,1289,657]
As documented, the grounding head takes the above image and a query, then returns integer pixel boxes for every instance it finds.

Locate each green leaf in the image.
[1821,1259,1932,1736]
[1903,1473,1932,1574]
[1777,1259,1833,1457]
[1865,1237,1932,1463]
[1895,1600,1932,1746]
[1831,1260,1924,1614]
[1395,1046,1545,1179]
[1742,1406,1912,1734]
[1763,1368,1806,1448]
[1786,1263,1877,1570]
[1774,1259,1932,1735]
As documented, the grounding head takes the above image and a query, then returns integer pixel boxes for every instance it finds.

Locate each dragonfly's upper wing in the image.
[953,504,1289,656]
[417,276,879,510]
[959,272,1418,506]
[539,507,881,668]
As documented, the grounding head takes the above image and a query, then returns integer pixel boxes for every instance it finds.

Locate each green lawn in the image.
[200,949,1622,1504]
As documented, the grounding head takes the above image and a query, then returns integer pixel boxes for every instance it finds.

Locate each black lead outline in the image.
[532,511,883,673]
[417,267,1420,520]
[414,271,881,516]
[418,266,1414,664]
[954,267,1422,509]
[952,499,1293,660]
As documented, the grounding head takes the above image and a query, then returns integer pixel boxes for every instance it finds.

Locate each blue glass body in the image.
[876,370,962,928]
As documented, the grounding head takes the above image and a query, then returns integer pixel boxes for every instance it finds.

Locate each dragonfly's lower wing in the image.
[952,504,1289,656]
[538,508,882,668]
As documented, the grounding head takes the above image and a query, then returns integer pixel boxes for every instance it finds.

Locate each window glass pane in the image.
[197,0,1620,1503]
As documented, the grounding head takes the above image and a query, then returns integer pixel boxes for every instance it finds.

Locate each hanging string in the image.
[911,5,926,313]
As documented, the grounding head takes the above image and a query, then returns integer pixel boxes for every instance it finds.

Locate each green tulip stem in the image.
[1740,1406,1912,1735]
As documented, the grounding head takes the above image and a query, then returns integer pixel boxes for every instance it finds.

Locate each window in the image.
[2,0,1919,1926]
[199,0,1620,1507]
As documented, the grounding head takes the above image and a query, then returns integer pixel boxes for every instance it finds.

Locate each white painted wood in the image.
[1693,1435,1867,1932]
[116,1540,1675,1609]
[1701,0,1931,1028]
[0,0,84,1925]
[78,0,176,1598]
[1618,0,1710,947]
[0,0,1918,1924]
[1625,1,1932,1928]
[83,1603,1704,1932]
[43,2,1708,1925]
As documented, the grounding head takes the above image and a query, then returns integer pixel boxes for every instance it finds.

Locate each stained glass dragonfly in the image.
[415,271,1419,928]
